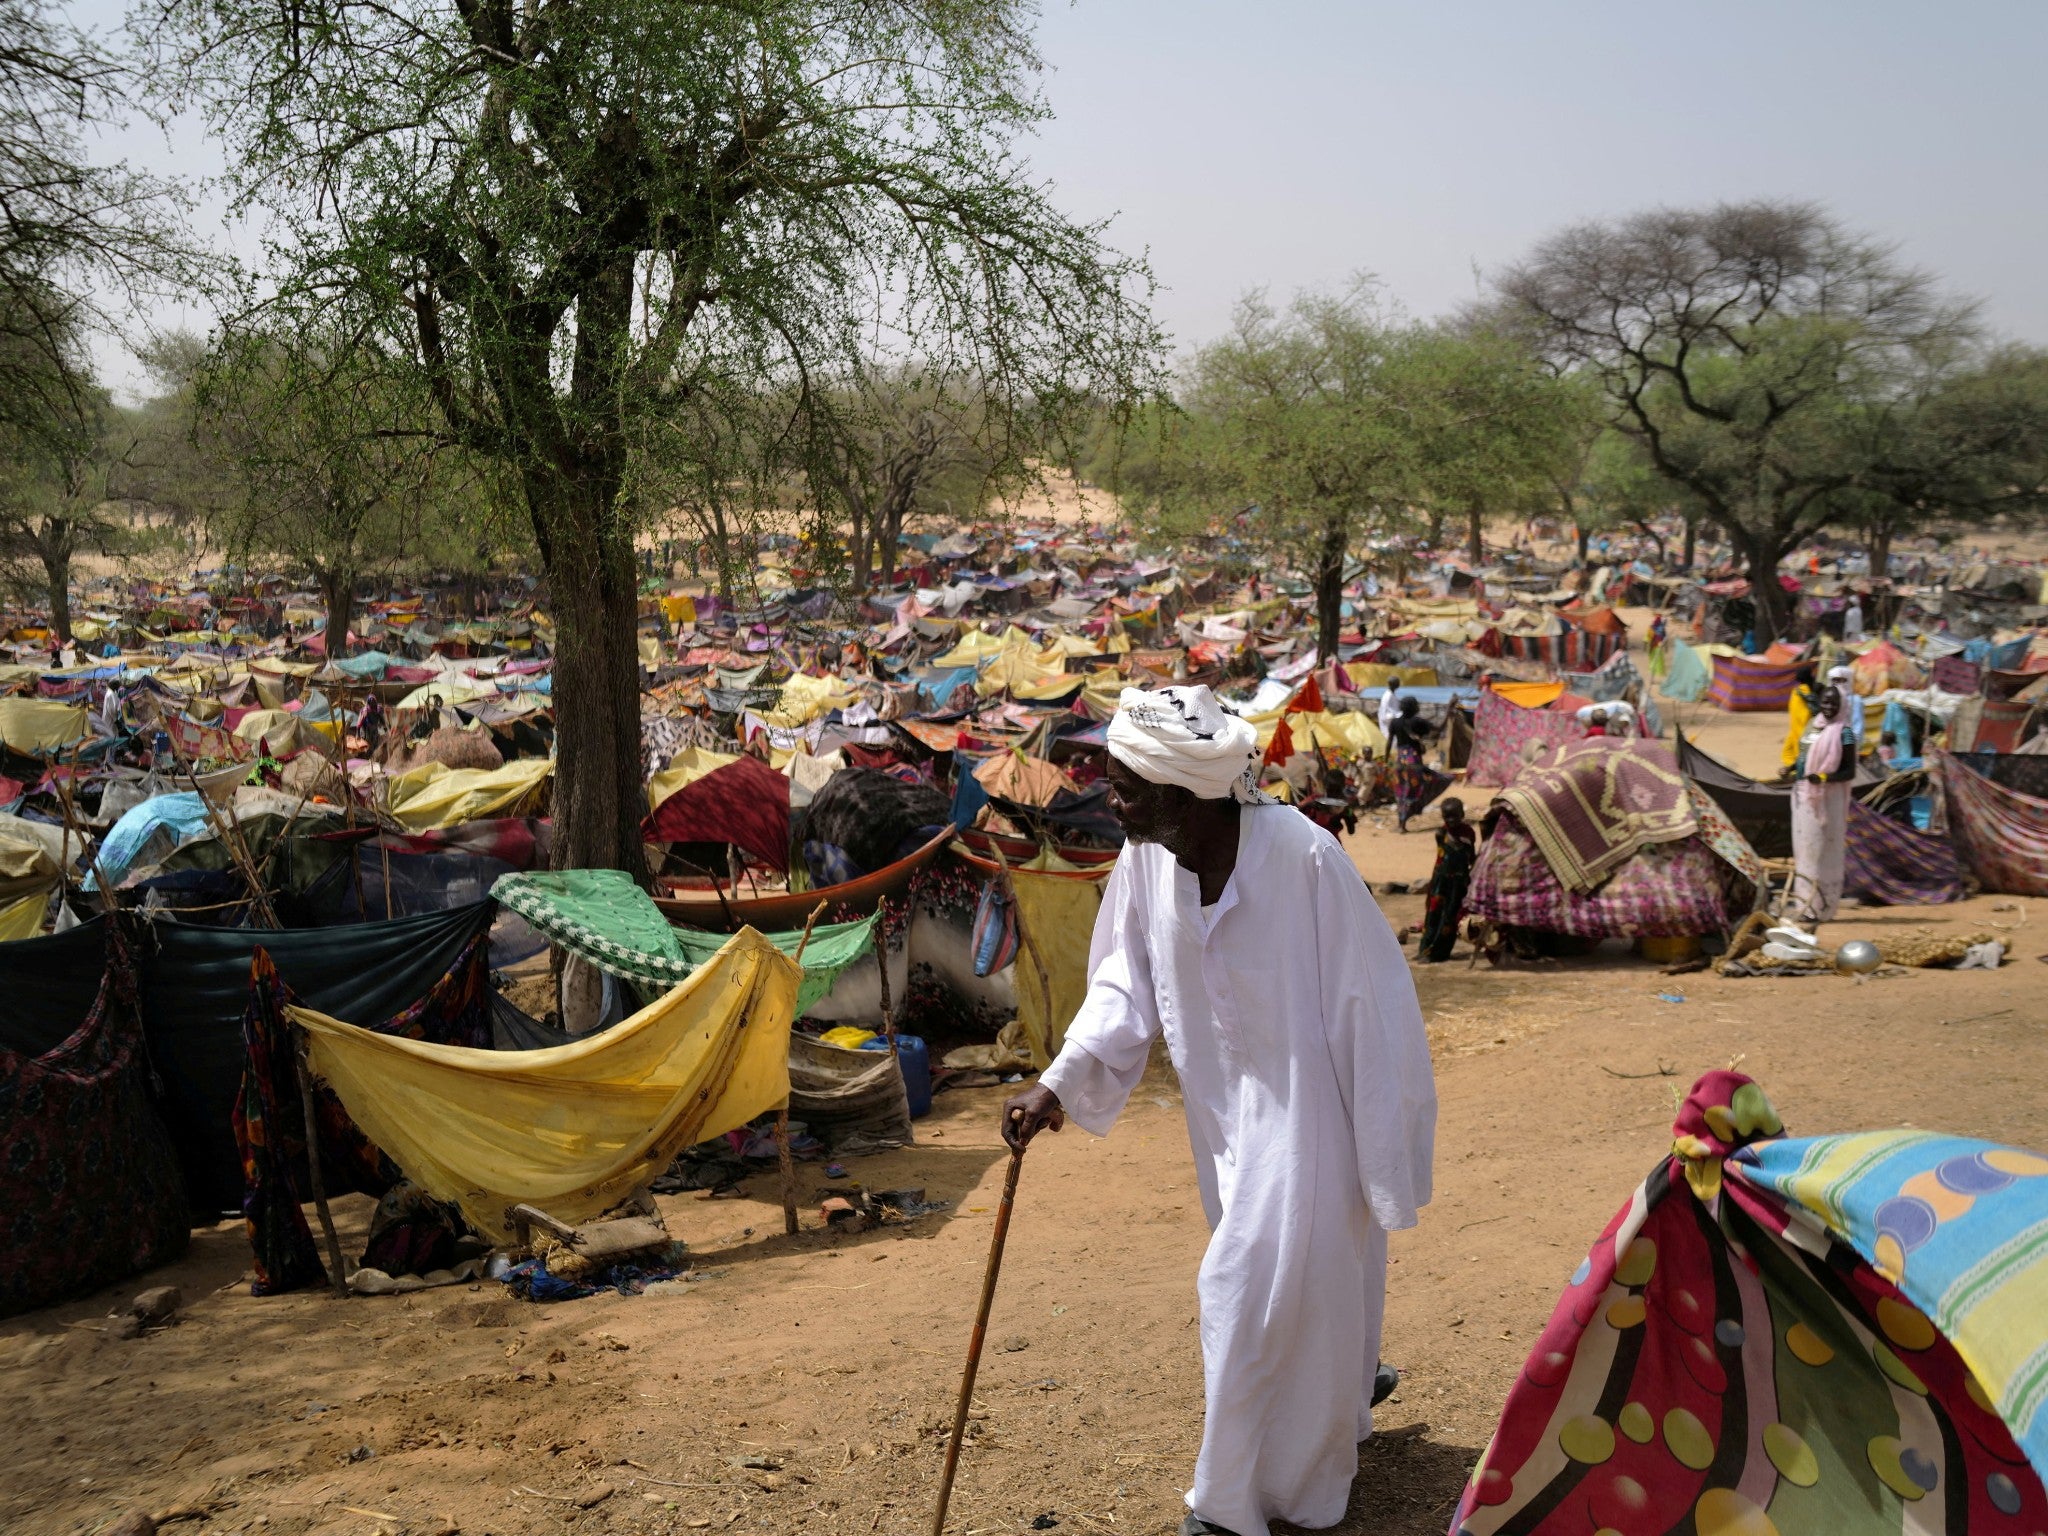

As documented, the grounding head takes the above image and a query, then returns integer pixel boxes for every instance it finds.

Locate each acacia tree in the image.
[1409,323,1588,567]
[144,0,1160,876]
[0,0,192,425]
[1847,343,2048,577]
[1139,289,1583,657]
[188,329,471,655]
[0,366,119,640]
[809,368,1012,590]
[1498,202,1986,645]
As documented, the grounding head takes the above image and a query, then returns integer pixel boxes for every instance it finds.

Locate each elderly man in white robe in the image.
[1003,685,1437,1536]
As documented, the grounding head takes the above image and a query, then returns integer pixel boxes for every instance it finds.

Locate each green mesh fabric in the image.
[669,913,880,1016]
[493,869,878,1010]
[492,870,691,986]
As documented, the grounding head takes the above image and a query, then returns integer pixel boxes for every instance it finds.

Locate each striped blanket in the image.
[1937,751,2048,896]
[1450,1071,2048,1536]
[1707,654,1803,712]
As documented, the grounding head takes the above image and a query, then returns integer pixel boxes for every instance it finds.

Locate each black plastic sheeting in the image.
[0,919,109,1058]
[1675,729,1886,862]
[134,902,498,1214]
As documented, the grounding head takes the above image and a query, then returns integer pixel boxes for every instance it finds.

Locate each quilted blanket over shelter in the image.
[1494,739,1698,894]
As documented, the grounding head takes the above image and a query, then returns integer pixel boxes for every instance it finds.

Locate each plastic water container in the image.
[861,1033,932,1119]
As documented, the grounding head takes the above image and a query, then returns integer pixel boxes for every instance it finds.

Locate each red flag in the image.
[1289,673,1325,714]
[1262,717,1296,766]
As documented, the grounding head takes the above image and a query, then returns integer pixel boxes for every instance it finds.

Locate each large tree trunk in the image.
[878,489,911,586]
[1425,506,1446,548]
[1314,510,1348,662]
[1575,522,1591,563]
[39,543,72,644]
[319,568,355,659]
[534,473,650,880]
[1868,522,1893,581]
[1466,503,1484,566]
[1731,528,1796,647]
[1681,515,1697,572]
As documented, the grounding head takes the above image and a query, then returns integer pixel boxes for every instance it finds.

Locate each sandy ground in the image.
[11,609,2048,1536]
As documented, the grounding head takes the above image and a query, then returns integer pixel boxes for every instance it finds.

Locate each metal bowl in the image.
[1835,939,1883,974]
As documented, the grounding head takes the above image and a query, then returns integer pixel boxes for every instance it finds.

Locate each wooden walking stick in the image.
[295,1030,350,1298]
[929,1141,1027,1536]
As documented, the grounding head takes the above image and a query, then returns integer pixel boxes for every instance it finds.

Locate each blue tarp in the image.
[330,650,394,678]
[87,792,216,891]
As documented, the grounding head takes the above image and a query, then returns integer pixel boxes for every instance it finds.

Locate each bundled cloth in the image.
[1451,1070,2048,1535]
[292,928,800,1243]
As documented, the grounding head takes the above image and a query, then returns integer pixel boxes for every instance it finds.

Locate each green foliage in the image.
[1127,285,1588,651]
[1500,201,2048,638]
[143,0,1162,866]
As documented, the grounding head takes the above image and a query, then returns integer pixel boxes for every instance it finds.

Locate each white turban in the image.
[1826,664,1853,685]
[1105,685,1275,804]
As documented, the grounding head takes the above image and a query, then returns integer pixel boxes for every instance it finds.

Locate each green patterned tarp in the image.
[493,869,878,1012]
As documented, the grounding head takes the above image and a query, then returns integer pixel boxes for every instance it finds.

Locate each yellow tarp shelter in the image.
[385,757,554,830]
[294,928,799,1242]
[1010,861,1111,1069]
[0,698,87,754]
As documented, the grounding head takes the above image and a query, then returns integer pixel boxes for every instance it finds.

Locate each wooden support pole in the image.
[777,900,829,1236]
[774,1105,799,1237]
[295,1034,350,1298]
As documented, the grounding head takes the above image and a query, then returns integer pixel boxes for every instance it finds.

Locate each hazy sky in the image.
[76,0,2048,389]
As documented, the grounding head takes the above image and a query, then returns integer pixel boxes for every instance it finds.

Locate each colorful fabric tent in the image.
[0,697,87,753]
[0,924,189,1317]
[384,757,552,830]
[640,751,791,869]
[1009,861,1113,1068]
[137,901,501,1212]
[1935,751,2048,897]
[645,744,739,811]
[1467,785,1760,939]
[1656,640,1712,703]
[494,869,692,986]
[293,927,800,1242]
[1707,654,1803,712]
[1493,740,1698,895]
[1451,1070,2048,1536]
[1845,798,1966,906]
[669,911,880,1018]
[1465,685,1589,788]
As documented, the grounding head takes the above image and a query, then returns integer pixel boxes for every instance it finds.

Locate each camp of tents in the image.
[5,520,2048,1320]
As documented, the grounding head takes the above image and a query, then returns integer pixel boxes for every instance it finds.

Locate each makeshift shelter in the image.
[383,757,552,831]
[1464,684,1589,789]
[293,928,800,1243]
[139,901,501,1212]
[639,750,792,870]
[1654,640,1711,703]
[1007,860,1113,1068]
[1706,653,1802,711]
[1935,751,2048,897]
[0,922,190,1317]
[1469,742,1763,939]
[1451,1069,2048,1536]
[1844,797,1966,906]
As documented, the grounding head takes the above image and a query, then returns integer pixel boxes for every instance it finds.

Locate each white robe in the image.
[1040,806,1437,1536]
